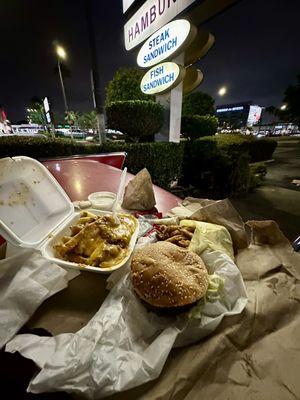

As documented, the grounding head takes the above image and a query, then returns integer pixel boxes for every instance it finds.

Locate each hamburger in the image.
[131,241,209,312]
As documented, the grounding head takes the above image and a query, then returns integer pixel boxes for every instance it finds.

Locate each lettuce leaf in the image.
[188,274,225,319]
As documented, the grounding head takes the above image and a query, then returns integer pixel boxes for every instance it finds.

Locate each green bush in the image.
[105,67,154,106]
[181,136,252,198]
[212,134,277,162]
[0,134,274,197]
[0,136,183,190]
[95,141,184,189]
[248,138,277,162]
[182,91,215,116]
[181,115,218,140]
[0,136,99,158]
[249,163,267,189]
[106,100,164,142]
[250,162,267,177]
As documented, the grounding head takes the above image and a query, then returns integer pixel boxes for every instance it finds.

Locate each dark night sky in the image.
[1,0,300,122]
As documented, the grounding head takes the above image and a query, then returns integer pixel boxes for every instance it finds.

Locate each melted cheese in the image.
[54,213,137,268]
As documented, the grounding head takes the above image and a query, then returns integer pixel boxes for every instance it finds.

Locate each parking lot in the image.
[232,137,300,241]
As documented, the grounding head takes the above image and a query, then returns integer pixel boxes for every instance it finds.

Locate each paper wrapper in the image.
[112,220,300,400]
[0,249,79,349]
[181,219,234,260]
[5,209,300,400]
[168,197,248,252]
[5,249,247,398]
[122,168,156,211]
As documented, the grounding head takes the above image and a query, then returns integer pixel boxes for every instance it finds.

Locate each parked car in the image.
[63,129,86,139]
[85,129,125,142]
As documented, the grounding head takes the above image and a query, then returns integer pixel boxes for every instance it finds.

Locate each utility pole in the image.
[85,0,106,145]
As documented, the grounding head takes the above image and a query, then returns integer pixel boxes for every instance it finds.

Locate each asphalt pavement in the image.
[231,137,300,242]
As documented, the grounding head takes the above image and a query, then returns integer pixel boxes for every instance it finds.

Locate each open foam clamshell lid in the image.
[0,156,74,247]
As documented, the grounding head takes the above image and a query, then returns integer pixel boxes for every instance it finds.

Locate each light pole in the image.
[280,104,287,111]
[56,45,69,112]
[85,0,105,145]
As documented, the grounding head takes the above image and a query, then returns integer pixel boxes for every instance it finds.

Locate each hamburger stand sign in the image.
[122,0,240,142]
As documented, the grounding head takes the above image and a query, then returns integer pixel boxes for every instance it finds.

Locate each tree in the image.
[181,115,218,140]
[78,111,98,132]
[105,67,154,106]
[267,74,300,127]
[265,105,280,118]
[65,111,79,129]
[106,100,164,142]
[282,74,300,127]
[27,97,47,125]
[182,91,215,117]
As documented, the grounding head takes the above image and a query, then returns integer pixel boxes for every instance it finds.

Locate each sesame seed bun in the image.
[131,242,209,308]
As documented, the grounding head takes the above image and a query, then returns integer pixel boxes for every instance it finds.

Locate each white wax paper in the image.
[0,249,79,349]
[6,249,247,399]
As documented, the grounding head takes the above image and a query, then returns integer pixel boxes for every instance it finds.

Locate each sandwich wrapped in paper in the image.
[122,168,156,211]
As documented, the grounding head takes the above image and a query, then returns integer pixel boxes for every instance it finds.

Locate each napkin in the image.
[6,250,247,398]
[122,168,156,211]
[0,249,79,349]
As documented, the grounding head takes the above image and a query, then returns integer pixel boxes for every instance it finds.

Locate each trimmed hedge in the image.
[99,141,185,189]
[106,100,164,142]
[181,137,252,198]
[0,136,183,190]
[248,138,277,162]
[0,136,100,158]
[214,134,277,162]
[0,134,277,197]
[181,115,218,140]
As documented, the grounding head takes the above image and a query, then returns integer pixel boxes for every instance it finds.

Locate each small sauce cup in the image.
[88,192,116,211]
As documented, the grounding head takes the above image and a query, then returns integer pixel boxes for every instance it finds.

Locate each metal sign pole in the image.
[169,53,185,143]
[156,93,170,141]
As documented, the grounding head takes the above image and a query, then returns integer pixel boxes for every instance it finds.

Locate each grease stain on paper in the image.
[266,277,279,295]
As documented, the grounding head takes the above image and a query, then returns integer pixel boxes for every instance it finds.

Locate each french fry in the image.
[156,224,195,248]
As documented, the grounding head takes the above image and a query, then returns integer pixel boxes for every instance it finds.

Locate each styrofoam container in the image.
[0,156,74,247]
[0,156,139,274]
[41,209,139,274]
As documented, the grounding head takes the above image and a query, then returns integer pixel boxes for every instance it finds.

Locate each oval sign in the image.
[183,67,203,94]
[185,29,215,66]
[137,19,195,68]
[141,62,185,95]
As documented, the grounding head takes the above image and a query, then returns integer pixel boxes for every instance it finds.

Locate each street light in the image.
[280,104,287,110]
[55,44,69,112]
[56,45,66,60]
[218,86,227,96]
